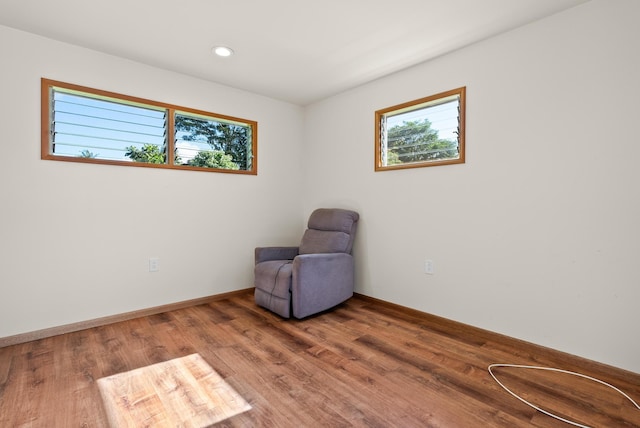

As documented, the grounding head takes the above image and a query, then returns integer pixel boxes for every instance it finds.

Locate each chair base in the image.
[254,288,291,318]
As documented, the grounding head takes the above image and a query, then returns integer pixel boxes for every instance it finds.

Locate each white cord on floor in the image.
[488,363,640,428]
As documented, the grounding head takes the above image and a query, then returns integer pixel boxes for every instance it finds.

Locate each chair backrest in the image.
[298,208,359,255]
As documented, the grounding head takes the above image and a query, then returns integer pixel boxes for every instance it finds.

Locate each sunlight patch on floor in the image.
[97,353,251,427]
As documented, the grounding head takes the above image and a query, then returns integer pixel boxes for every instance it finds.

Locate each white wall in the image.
[0,25,305,337]
[303,0,640,373]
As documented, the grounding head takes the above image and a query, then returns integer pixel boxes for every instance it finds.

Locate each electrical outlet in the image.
[424,259,434,275]
[149,258,160,272]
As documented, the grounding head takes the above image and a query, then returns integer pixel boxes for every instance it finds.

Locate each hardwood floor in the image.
[1,291,639,427]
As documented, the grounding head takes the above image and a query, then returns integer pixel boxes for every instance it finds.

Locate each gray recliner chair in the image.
[254,208,359,319]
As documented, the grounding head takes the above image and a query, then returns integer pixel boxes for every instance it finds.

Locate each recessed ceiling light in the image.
[213,46,234,57]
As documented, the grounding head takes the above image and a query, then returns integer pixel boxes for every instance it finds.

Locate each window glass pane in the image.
[175,112,253,171]
[52,90,166,163]
[386,97,460,165]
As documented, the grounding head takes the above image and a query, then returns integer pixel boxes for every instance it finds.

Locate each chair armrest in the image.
[255,246,299,264]
[291,253,354,318]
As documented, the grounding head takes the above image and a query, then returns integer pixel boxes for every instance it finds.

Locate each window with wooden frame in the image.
[41,78,257,174]
[375,87,465,171]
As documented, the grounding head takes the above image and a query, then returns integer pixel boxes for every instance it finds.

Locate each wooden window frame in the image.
[41,78,258,175]
[375,87,465,171]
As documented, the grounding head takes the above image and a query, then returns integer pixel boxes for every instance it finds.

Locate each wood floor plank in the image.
[51,330,108,428]
[1,291,639,427]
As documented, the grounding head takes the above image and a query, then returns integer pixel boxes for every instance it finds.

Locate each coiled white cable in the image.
[488,363,640,428]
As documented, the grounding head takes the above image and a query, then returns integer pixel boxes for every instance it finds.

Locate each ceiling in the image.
[0,0,588,105]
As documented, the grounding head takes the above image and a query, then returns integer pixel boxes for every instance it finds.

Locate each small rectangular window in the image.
[41,78,257,174]
[375,87,465,171]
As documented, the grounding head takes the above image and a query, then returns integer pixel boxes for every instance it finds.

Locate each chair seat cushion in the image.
[254,260,293,299]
